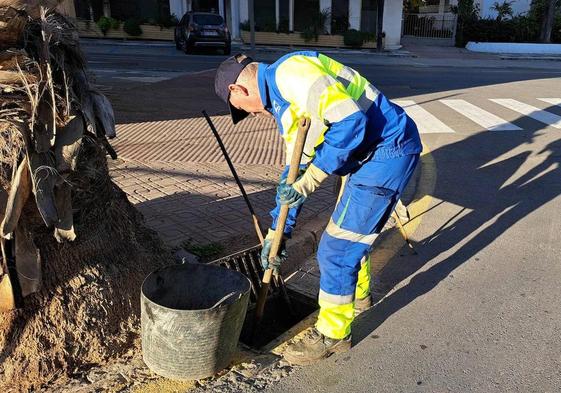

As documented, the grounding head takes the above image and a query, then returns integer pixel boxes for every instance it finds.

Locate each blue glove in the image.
[260,229,288,274]
[277,181,306,208]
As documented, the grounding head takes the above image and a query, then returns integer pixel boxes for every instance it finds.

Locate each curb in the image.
[239,44,413,57]
[280,208,331,276]
[500,55,561,61]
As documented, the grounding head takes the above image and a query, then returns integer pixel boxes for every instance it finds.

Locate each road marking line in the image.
[394,100,455,134]
[538,98,561,107]
[490,99,561,129]
[441,99,522,131]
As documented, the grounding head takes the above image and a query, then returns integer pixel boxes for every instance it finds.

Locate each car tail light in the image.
[223,25,229,33]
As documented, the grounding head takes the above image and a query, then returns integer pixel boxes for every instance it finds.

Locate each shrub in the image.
[300,26,318,42]
[155,14,178,29]
[123,18,143,36]
[109,17,120,30]
[96,16,120,35]
[458,15,542,46]
[300,8,331,42]
[343,29,364,48]
[361,31,377,42]
[96,16,111,35]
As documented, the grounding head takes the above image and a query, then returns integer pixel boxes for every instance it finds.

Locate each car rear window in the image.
[193,14,223,25]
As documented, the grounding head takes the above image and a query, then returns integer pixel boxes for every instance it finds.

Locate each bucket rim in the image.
[140,262,251,313]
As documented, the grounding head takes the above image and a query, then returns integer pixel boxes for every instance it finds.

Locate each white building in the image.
[169,0,407,49]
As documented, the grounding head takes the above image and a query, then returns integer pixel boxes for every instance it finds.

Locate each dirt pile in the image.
[0,2,171,390]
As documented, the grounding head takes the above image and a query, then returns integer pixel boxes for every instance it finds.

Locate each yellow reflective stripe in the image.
[319,289,354,305]
[326,218,379,245]
[316,298,354,339]
[323,98,361,124]
[355,256,371,300]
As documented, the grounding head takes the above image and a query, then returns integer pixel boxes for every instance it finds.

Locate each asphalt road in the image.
[81,39,561,392]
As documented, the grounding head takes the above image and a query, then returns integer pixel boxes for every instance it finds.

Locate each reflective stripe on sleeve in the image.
[305,75,339,115]
[335,66,358,90]
[323,99,361,124]
[357,84,380,112]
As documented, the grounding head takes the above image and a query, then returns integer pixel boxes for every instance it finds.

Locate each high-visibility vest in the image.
[257,51,422,176]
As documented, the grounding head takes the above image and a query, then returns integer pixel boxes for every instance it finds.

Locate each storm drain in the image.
[209,246,318,349]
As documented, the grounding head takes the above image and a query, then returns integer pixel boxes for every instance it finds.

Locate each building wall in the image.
[207,0,406,46]
[170,0,190,18]
[382,0,403,49]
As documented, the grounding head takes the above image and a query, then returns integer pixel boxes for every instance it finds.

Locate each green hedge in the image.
[123,18,143,36]
[456,12,561,46]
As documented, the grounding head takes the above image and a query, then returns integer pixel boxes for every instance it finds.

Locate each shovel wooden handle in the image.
[254,117,310,324]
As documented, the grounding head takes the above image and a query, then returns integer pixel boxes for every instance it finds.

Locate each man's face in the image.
[228,84,269,117]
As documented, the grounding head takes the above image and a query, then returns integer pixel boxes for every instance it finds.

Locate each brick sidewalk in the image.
[108,71,336,254]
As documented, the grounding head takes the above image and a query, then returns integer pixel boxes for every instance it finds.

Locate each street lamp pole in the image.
[376,0,384,52]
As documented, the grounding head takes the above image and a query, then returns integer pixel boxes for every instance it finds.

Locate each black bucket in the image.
[141,263,251,380]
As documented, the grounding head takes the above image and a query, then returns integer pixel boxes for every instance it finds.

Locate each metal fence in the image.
[402,13,457,40]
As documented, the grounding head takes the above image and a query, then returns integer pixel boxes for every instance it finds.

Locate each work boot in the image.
[283,327,351,366]
[354,294,373,316]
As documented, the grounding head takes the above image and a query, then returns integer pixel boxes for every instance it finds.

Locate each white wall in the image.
[382,0,403,49]
[170,0,189,19]
[349,0,362,30]
[240,0,249,23]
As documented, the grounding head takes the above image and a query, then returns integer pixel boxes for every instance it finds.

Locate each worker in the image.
[214,52,422,365]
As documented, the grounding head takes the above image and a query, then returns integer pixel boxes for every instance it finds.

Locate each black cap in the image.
[214,54,254,124]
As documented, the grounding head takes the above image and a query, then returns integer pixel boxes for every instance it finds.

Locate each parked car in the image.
[174,12,231,55]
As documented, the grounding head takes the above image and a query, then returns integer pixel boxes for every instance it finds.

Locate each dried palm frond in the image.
[1,3,117,243]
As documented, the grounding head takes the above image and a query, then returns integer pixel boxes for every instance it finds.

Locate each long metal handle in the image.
[202,111,265,243]
[254,117,310,325]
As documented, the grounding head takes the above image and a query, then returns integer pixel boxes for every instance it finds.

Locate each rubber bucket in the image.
[141,263,251,380]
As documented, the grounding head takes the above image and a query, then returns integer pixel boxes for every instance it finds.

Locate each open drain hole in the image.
[239,289,318,349]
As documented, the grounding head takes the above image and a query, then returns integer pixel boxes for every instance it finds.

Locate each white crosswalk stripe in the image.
[490,99,561,129]
[394,100,456,134]
[538,98,561,107]
[441,99,522,131]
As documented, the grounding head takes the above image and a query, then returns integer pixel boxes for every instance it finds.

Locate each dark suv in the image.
[174,12,231,55]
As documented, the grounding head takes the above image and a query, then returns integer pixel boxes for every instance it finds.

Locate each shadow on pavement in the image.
[353,106,561,344]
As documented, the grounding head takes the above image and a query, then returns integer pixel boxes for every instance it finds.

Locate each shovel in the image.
[253,117,310,332]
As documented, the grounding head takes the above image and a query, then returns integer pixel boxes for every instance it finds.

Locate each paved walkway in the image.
[108,71,336,252]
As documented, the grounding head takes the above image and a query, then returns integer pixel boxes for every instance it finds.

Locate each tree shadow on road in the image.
[353,105,561,344]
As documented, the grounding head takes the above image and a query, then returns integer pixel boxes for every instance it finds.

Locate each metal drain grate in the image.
[208,245,281,303]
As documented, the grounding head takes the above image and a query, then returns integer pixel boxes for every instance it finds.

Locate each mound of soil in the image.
[0,139,172,391]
